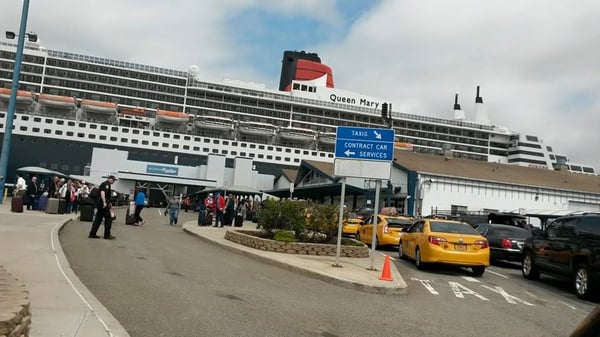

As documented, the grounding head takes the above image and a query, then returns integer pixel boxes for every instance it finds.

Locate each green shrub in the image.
[305,202,340,242]
[257,199,307,238]
[273,230,298,242]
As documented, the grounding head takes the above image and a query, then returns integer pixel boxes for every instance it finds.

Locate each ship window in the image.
[56,120,64,125]
[142,140,148,145]
[173,135,180,139]
[221,150,227,155]
[213,139,219,144]
[89,134,96,139]
[249,144,256,149]
[122,128,129,133]
[328,153,333,158]
[132,129,139,134]
[285,149,291,153]
[89,124,97,129]
[231,151,237,155]
[203,148,209,152]
[294,149,301,154]
[249,153,255,158]
[275,156,281,160]
[32,127,40,132]
[42,129,50,134]
[100,125,108,130]
[284,157,290,162]
[212,149,218,153]
[45,118,52,124]
[162,143,169,147]
[110,136,117,141]
[99,135,106,140]
[312,152,317,156]
[258,154,264,159]
[319,153,326,157]
[55,130,63,135]
[153,132,160,137]
[164,134,170,139]
[77,133,84,138]
[21,116,29,121]
[303,151,309,155]
[68,121,75,127]
[267,146,274,151]
[258,145,265,150]
[193,146,199,151]
[241,143,247,148]
[143,131,150,136]
[223,141,229,146]
[203,139,210,143]
[78,123,86,128]
[19,126,27,131]
[184,136,191,141]
[183,145,189,150]
[294,158,300,163]
[194,137,201,142]
[152,141,158,146]
[266,155,273,160]
[131,139,138,144]
[232,142,238,146]
[121,138,128,143]
[240,152,247,157]
[525,135,538,142]
[173,144,179,149]
[276,147,282,151]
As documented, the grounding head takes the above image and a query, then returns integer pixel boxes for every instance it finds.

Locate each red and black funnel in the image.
[279,50,334,91]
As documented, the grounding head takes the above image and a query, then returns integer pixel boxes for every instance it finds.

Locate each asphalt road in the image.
[60,208,597,337]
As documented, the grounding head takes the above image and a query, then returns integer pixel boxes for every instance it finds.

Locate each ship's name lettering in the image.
[329,94,379,109]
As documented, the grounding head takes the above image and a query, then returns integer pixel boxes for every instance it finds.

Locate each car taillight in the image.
[383,225,389,234]
[475,239,489,249]
[501,238,512,249]
[428,236,447,245]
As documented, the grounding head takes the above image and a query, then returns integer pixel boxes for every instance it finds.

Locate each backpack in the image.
[89,186,100,201]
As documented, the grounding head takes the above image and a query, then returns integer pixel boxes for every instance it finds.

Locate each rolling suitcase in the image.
[38,195,48,211]
[234,214,243,227]
[125,208,137,225]
[11,197,24,213]
[204,212,213,226]
[46,198,60,214]
[58,199,66,214]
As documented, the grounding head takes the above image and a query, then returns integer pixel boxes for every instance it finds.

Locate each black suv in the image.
[521,214,599,299]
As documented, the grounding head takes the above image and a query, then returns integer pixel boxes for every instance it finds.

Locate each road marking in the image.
[411,278,439,295]
[486,269,509,279]
[461,276,480,283]
[523,290,539,298]
[381,252,396,261]
[449,282,489,301]
[481,285,534,306]
[558,301,577,310]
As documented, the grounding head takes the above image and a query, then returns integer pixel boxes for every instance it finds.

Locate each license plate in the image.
[454,244,466,251]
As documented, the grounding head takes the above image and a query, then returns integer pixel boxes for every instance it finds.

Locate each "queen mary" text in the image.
[329,94,380,109]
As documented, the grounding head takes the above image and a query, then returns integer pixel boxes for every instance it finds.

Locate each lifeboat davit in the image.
[194,115,234,132]
[38,94,76,109]
[278,126,315,143]
[317,132,337,145]
[81,99,117,115]
[0,87,34,104]
[237,121,276,138]
[156,110,188,124]
[120,107,146,117]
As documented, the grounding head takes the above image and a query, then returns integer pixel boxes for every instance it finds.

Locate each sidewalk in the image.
[182,221,408,295]
[0,201,130,337]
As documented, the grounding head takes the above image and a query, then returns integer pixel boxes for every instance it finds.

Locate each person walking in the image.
[134,188,146,226]
[25,176,39,210]
[88,175,117,240]
[164,195,181,226]
[224,193,235,226]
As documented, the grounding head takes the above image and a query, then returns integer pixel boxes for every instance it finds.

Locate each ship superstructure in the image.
[0,41,595,180]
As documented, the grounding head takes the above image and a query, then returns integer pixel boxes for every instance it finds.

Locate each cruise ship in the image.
[0,39,596,183]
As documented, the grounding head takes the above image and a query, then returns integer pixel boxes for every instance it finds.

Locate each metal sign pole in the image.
[333,178,346,267]
[368,179,382,270]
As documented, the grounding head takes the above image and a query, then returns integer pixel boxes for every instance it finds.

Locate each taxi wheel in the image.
[398,242,406,259]
[415,247,426,270]
[472,266,485,276]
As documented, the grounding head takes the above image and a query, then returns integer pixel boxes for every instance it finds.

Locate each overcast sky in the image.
[2,0,599,170]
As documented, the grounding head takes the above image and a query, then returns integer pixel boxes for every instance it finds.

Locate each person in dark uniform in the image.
[88,175,117,240]
[26,176,39,210]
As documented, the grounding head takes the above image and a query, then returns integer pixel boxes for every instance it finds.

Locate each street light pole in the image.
[0,0,30,204]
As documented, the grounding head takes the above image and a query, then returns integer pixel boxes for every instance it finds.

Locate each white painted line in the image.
[379,252,396,261]
[523,290,538,298]
[486,269,509,279]
[481,285,534,306]
[558,300,577,310]
[449,282,489,301]
[461,276,481,283]
[411,277,439,295]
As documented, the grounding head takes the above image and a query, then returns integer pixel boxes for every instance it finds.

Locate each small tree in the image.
[305,202,340,242]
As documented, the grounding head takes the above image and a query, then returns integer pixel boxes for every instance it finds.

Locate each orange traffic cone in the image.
[379,255,393,281]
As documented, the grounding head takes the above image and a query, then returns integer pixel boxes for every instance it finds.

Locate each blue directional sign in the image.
[335,126,395,161]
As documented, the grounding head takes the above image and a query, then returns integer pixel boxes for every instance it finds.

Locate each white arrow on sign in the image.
[344,149,355,156]
[373,131,382,140]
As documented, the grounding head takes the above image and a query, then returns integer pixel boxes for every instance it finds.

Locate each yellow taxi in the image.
[356,215,414,248]
[399,219,490,275]
[342,213,363,236]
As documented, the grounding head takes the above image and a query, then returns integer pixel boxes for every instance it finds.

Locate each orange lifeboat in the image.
[156,109,188,124]
[0,87,34,103]
[38,94,76,109]
[81,99,117,115]
[120,107,146,116]
[394,142,414,151]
